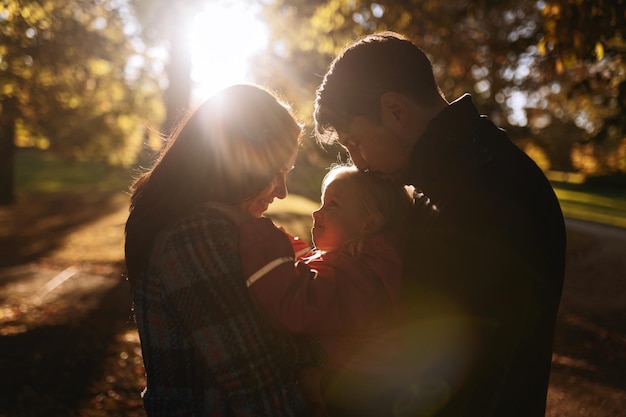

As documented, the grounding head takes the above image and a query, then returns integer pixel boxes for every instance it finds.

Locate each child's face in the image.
[311,178,367,252]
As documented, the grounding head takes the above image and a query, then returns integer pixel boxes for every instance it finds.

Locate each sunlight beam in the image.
[188,1,269,104]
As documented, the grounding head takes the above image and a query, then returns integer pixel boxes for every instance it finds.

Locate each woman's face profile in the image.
[238,150,298,218]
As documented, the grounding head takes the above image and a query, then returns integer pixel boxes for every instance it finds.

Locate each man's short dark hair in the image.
[314,31,443,144]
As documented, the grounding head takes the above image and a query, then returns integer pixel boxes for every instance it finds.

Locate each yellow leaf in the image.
[555,58,564,74]
[595,41,604,60]
[538,39,547,56]
[89,58,111,76]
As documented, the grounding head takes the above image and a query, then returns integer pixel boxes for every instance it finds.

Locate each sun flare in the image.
[188,1,269,105]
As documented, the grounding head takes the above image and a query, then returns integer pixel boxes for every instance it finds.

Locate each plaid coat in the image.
[132,206,310,417]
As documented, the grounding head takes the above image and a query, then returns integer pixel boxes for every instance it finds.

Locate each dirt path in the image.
[565,218,626,242]
[546,220,626,417]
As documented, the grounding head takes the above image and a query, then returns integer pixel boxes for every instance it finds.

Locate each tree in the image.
[128,0,206,134]
[0,0,162,204]
[259,0,626,176]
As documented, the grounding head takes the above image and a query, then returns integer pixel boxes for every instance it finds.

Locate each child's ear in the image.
[363,212,385,234]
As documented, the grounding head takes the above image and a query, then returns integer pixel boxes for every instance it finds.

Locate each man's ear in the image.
[380,92,409,126]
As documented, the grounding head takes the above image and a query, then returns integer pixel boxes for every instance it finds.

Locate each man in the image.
[313,31,566,417]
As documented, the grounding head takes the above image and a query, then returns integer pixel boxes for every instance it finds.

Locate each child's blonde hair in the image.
[321,164,413,256]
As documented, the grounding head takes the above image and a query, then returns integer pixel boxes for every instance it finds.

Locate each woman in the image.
[124,84,311,416]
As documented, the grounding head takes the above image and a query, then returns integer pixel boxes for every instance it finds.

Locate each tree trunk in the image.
[0,96,17,206]
[162,12,193,137]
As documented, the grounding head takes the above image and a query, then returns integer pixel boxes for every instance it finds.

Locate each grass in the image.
[553,183,626,229]
[16,148,135,193]
[0,149,135,267]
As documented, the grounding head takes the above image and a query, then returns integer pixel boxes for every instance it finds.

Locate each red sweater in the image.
[238,217,405,373]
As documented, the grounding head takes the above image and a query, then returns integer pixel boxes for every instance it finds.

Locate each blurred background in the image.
[0,0,625,416]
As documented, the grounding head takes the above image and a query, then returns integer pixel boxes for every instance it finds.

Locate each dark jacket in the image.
[401,94,566,417]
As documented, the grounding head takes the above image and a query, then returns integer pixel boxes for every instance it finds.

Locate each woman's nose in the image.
[274,176,288,199]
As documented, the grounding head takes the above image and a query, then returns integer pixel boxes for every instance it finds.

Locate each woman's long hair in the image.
[125,84,302,284]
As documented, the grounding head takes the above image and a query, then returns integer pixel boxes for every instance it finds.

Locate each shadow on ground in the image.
[545,227,626,417]
[0,269,141,417]
[0,191,126,268]
[552,311,626,390]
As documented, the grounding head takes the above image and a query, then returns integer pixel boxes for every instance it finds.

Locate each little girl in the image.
[236,164,413,415]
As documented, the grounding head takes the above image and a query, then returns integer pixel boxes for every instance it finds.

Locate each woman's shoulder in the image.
[148,205,242,273]
[181,204,237,228]
[160,205,239,246]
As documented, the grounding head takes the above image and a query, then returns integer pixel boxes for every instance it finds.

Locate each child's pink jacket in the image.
[238,217,405,372]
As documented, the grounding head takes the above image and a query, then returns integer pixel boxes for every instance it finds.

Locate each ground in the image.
[0,192,625,417]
